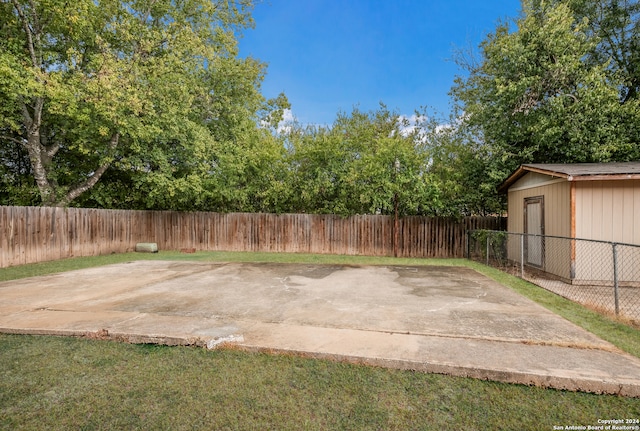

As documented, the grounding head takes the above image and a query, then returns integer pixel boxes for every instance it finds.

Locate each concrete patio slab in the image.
[1,260,639,397]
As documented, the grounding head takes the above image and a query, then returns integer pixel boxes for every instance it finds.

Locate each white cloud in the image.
[281,108,295,124]
[259,108,296,134]
[276,108,295,134]
[397,114,429,137]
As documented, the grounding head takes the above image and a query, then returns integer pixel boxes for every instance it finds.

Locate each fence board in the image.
[0,206,506,268]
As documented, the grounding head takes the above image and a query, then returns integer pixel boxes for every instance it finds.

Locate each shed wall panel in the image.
[507,177,571,280]
[506,169,640,285]
[575,180,640,245]
[507,178,571,237]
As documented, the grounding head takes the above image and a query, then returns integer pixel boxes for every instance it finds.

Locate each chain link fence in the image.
[467,230,640,326]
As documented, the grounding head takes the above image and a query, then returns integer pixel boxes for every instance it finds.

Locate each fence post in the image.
[613,242,620,316]
[520,233,524,278]
[466,230,471,260]
[486,233,490,266]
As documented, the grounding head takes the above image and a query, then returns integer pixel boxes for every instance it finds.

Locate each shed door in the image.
[524,196,544,268]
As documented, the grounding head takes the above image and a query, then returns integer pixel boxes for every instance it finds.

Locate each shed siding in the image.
[507,176,571,237]
[506,175,571,279]
[504,166,640,285]
[573,179,640,283]
[575,180,640,245]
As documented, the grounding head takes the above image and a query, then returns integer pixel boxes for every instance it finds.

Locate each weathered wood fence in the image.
[0,206,506,268]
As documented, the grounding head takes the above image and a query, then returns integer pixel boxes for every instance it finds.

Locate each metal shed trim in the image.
[507,177,567,192]
[498,162,640,193]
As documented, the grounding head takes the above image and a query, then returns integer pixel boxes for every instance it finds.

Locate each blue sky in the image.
[239,0,522,126]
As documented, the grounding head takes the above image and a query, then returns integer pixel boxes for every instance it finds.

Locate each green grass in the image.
[463,261,640,359]
[1,334,638,430]
[1,251,639,429]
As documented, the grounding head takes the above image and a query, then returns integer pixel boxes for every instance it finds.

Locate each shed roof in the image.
[498,162,640,193]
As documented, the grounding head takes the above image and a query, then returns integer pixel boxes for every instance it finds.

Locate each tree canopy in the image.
[451,0,640,190]
[0,0,271,207]
[283,106,436,216]
[2,0,638,217]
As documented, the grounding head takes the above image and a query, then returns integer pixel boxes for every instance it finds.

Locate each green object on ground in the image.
[135,243,158,253]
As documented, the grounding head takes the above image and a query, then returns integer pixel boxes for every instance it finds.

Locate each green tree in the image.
[0,135,38,205]
[284,123,350,214]
[199,121,292,213]
[546,0,640,103]
[333,106,431,217]
[451,0,640,190]
[423,119,505,216]
[0,0,260,207]
[284,105,435,216]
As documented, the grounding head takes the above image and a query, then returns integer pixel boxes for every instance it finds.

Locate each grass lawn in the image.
[1,251,639,430]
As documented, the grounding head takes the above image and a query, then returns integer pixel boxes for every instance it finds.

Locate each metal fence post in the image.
[486,233,490,266]
[520,233,524,278]
[461,231,639,322]
[613,242,620,316]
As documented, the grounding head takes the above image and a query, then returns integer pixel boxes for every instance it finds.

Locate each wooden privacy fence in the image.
[0,206,506,268]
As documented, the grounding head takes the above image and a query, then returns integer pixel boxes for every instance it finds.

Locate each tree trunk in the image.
[56,133,120,207]
[21,97,120,207]
[26,141,60,205]
[20,96,59,206]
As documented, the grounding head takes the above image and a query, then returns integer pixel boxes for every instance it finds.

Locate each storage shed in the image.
[498,162,640,284]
